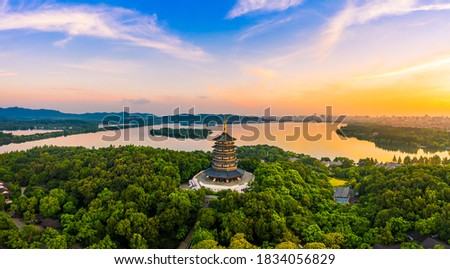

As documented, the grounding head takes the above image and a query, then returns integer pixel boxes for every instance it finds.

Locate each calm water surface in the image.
[0,123,447,162]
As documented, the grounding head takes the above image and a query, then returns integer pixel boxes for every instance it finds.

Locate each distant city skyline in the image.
[1,0,450,116]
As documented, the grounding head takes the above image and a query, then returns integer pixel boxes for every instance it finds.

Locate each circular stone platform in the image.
[189,170,255,193]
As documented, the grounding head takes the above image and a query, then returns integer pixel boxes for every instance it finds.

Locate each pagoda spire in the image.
[223,115,227,133]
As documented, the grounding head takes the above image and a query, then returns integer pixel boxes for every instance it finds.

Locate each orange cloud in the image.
[242,65,277,80]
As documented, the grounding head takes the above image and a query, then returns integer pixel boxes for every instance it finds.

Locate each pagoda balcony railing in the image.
[212,158,238,164]
[216,141,234,145]
[213,145,237,149]
[214,156,236,161]
[213,143,236,147]
[213,152,236,156]
[212,164,238,171]
[212,159,238,165]
[213,149,236,153]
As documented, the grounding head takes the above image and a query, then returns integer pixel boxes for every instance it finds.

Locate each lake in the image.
[0,123,448,162]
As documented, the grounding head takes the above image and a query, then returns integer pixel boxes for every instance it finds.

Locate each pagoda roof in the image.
[213,132,236,142]
[204,167,245,179]
[213,145,237,149]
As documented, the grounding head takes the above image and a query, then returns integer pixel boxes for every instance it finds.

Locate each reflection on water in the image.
[0,123,448,162]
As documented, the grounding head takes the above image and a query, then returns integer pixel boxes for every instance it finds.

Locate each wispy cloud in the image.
[122,98,151,105]
[320,0,450,57]
[45,87,96,95]
[53,36,73,48]
[237,16,294,41]
[64,58,140,73]
[242,65,277,80]
[361,55,450,79]
[228,0,303,19]
[0,0,8,13]
[0,69,17,77]
[0,1,211,61]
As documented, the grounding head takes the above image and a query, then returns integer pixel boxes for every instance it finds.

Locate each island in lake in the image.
[150,127,212,140]
[337,123,450,153]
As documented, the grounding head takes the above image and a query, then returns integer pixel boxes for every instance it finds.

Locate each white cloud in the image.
[237,16,293,41]
[227,0,303,18]
[0,2,211,61]
[361,55,450,79]
[320,0,450,57]
[0,69,17,77]
[53,36,73,48]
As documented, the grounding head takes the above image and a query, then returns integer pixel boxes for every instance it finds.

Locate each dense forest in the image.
[0,145,449,249]
[337,123,450,153]
[0,119,98,131]
[149,128,212,140]
[0,120,99,146]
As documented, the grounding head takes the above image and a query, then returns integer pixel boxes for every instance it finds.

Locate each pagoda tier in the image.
[204,117,245,182]
[213,152,236,158]
[212,159,238,171]
[213,145,237,151]
[213,155,237,161]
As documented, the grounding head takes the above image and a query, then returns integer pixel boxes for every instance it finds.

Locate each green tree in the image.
[0,212,16,230]
[192,240,223,249]
[0,212,20,247]
[301,224,324,243]
[88,235,118,249]
[39,196,61,218]
[400,242,423,249]
[63,201,77,214]
[386,217,411,242]
[333,157,354,169]
[229,233,257,249]
[20,225,41,245]
[303,242,326,249]
[40,228,68,249]
[49,188,68,205]
[323,232,346,249]
[191,228,215,245]
[130,233,148,249]
[415,217,437,235]
[275,242,298,249]
[196,208,216,229]
[0,195,5,211]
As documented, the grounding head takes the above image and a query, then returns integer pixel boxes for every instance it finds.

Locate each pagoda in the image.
[204,117,245,182]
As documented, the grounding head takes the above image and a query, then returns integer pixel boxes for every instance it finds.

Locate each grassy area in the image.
[329,178,348,187]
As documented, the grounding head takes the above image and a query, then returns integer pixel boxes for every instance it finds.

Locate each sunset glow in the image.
[0,0,449,115]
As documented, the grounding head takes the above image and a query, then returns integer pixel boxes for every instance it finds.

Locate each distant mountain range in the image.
[0,107,262,125]
[0,107,156,121]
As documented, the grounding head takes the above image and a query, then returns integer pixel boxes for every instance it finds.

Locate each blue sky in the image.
[1,0,450,115]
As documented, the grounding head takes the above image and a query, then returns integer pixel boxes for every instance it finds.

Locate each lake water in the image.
[0,123,448,162]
